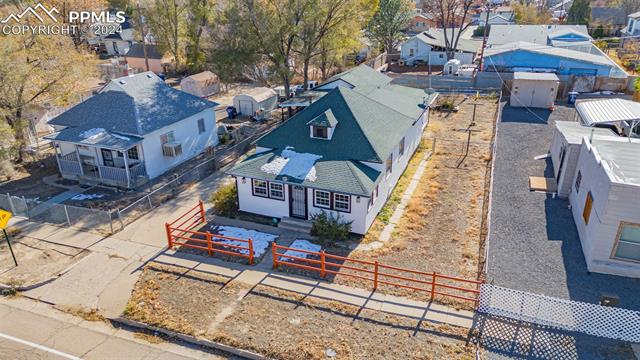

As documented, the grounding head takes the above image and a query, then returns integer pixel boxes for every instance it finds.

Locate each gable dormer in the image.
[307,109,338,140]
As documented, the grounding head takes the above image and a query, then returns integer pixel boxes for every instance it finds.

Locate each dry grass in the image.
[125,265,475,360]
[329,96,498,309]
[61,306,106,322]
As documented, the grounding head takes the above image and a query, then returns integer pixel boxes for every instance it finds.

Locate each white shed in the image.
[510,72,559,108]
[233,87,278,117]
[180,71,220,97]
[569,138,640,278]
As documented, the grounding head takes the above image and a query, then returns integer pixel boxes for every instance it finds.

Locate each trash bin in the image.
[568,91,579,105]
[226,106,237,119]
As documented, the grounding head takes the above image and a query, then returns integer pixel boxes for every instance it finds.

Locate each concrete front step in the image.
[278,217,313,234]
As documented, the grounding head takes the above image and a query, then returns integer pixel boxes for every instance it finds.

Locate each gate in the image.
[477,284,640,343]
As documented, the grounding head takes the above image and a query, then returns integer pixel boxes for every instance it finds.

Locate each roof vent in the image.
[119,80,126,85]
[146,73,153,78]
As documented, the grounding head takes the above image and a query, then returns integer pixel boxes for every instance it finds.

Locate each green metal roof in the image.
[321,64,392,89]
[227,150,381,196]
[306,109,338,128]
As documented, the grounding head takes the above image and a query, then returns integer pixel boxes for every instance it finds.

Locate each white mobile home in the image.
[399,29,478,66]
[46,72,218,188]
[568,138,640,278]
[228,65,437,235]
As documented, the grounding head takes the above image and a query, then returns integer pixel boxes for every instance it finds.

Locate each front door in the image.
[289,185,307,219]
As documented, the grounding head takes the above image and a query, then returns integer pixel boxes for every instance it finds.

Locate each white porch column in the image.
[74,144,84,176]
[123,149,131,188]
[53,142,62,174]
[93,147,102,178]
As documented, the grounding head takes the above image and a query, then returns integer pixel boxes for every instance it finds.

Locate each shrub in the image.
[310,210,352,241]
[210,182,238,217]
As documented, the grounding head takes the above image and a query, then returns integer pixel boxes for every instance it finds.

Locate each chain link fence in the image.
[0,193,116,235]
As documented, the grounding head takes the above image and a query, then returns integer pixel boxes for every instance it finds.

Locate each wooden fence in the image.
[165,201,255,264]
[272,243,483,304]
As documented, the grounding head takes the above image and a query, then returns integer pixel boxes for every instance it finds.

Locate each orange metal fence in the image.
[165,201,255,264]
[272,243,482,304]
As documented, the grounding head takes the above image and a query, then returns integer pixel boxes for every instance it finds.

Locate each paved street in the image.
[0,298,230,359]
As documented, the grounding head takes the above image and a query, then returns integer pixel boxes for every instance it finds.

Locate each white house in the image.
[227,65,437,235]
[622,11,640,38]
[400,29,478,66]
[88,17,134,56]
[45,72,219,188]
[568,137,640,278]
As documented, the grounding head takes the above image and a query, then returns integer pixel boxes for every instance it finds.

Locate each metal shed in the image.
[180,71,220,97]
[510,72,559,108]
[233,87,278,117]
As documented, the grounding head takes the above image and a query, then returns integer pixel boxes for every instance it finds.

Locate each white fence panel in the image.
[478,284,640,343]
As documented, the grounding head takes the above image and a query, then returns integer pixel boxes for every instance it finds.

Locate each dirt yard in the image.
[125,263,475,360]
[323,95,498,308]
[0,154,66,201]
[0,234,88,287]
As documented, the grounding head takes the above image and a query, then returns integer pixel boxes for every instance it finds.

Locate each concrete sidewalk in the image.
[0,297,230,359]
[152,250,475,329]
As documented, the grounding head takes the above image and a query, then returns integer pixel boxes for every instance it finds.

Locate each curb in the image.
[113,317,271,360]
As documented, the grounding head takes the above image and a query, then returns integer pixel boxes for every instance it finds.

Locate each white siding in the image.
[237,178,290,218]
[141,108,217,179]
[549,129,581,198]
[569,140,640,277]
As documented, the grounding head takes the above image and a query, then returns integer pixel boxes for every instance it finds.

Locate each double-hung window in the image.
[197,118,206,134]
[269,182,285,200]
[399,137,405,156]
[314,190,331,208]
[313,126,328,139]
[127,147,139,160]
[253,179,268,197]
[386,154,393,177]
[334,193,350,212]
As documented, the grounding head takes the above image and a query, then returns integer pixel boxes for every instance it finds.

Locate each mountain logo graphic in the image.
[1,3,59,23]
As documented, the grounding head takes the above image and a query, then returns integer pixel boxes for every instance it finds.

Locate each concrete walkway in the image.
[357,149,432,251]
[28,186,87,216]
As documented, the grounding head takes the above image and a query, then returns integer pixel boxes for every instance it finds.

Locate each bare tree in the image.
[423,0,474,59]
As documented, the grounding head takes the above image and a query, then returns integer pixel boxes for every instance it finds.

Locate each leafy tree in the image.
[423,0,474,59]
[185,0,213,73]
[513,2,551,24]
[567,0,591,25]
[239,0,307,99]
[0,33,96,166]
[145,0,188,72]
[364,0,413,56]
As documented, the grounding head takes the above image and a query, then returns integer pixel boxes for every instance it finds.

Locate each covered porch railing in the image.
[56,151,148,188]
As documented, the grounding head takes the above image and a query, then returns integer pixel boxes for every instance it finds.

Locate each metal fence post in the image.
[165,223,173,248]
[374,261,379,290]
[63,205,71,226]
[272,244,278,269]
[207,232,213,256]
[117,210,125,230]
[7,193,16,214]
[147,195,153,209]
[248,238,254,265]
[430,271,436,302]
[320,251,326,278]
[109,212,114,234]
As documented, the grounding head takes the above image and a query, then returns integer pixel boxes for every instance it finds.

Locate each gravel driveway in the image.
[484,101,640,358]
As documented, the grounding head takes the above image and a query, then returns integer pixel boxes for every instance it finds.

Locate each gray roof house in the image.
[46,72,219,188]
[227,65,437,234]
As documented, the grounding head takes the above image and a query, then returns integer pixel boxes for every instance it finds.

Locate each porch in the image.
[56,150,148,188]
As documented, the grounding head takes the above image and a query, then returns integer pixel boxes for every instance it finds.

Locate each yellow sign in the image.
[0,209,12,229]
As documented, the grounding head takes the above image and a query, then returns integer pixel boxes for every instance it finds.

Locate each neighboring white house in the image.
[622,11,640,38]
[45,72,219,188]
[180,71,220,98]
[399,29,478,66]
[88,17,134,56]
[227,65,438,235]
[233,87,278,117]
[568,137,640,278]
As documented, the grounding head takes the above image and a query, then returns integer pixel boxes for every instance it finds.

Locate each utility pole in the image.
[477,2,491,72]
[136,2,150,72]
[455,103,482,168]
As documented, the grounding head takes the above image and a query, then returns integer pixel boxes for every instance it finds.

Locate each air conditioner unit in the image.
[162,141,182,157]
